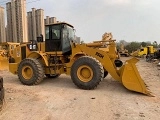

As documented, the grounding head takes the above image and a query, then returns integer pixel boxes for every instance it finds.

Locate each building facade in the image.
[6,0,28,43]
[0,6,6,42]
[27,8,44,41]
[44,16,57,25]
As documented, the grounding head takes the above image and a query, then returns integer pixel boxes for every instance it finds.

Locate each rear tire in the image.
[71,56,104,90]
[18,58,44,85]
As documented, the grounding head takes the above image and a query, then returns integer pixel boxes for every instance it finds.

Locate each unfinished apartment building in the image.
[27,8,44,41]
[0,6,6,42]
[6,0,28,43]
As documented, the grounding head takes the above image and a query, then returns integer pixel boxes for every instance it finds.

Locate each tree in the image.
[141,42,147,47]
[152,41,158,48]
[125,42,141,53]
[119,40,128,46]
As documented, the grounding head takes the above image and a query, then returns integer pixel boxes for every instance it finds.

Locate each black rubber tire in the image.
[18,58,44,85]
[71,56,104,90]
[0,76,4,102]
[0,76,4,110]
[45,74,60,78]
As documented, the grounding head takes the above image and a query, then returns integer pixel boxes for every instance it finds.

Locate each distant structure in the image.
[44,16,57,25]
[27,8,44,41]
[6,0,28,42]
[0,6,6,42]
[75,36,81,44]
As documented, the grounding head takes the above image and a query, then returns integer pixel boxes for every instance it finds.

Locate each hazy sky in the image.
[1,0,160,43]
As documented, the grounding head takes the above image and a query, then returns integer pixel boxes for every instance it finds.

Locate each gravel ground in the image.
[0,57,160,120]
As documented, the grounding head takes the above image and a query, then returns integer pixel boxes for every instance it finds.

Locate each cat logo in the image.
[95,52,104,59]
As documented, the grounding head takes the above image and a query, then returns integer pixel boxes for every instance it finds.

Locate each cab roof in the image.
[45,22,74,28]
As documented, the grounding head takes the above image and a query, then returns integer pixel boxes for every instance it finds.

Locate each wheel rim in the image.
[22,65,33,80]
[77,65,93,82]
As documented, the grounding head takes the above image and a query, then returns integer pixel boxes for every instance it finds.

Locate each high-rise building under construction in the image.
[6,0,28,42]
[0,6,6,42]
[27,8,44,41]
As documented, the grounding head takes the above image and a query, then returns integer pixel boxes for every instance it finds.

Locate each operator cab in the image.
[44,22,75,55]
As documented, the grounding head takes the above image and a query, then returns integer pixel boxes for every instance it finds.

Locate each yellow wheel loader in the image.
[0,42,20,70]
[9,22,151,95]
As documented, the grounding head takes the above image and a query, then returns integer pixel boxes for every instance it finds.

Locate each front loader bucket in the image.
[120,58,152,96]
[0,57,8,70]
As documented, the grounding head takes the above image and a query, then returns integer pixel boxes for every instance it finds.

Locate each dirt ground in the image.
[0,57,160,120]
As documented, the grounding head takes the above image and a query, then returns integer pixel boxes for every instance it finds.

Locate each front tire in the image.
[18,58,44,85]
[71,56,104,90]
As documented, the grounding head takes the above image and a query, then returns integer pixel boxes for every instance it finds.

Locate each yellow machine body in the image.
[130,50,139,57]
[8,22,151,96]
[0,42,20,70]
[0,57,8,70]
[138,46,156,57]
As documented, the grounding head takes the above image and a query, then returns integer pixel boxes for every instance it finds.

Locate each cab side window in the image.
[45,26,49,39]
[51,25,60,39]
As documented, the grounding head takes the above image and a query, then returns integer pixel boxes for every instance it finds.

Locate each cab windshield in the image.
[62,25,75,51]
[63,25,75,41]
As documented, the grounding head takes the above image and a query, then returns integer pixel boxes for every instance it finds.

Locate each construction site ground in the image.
[0,57,160,120]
